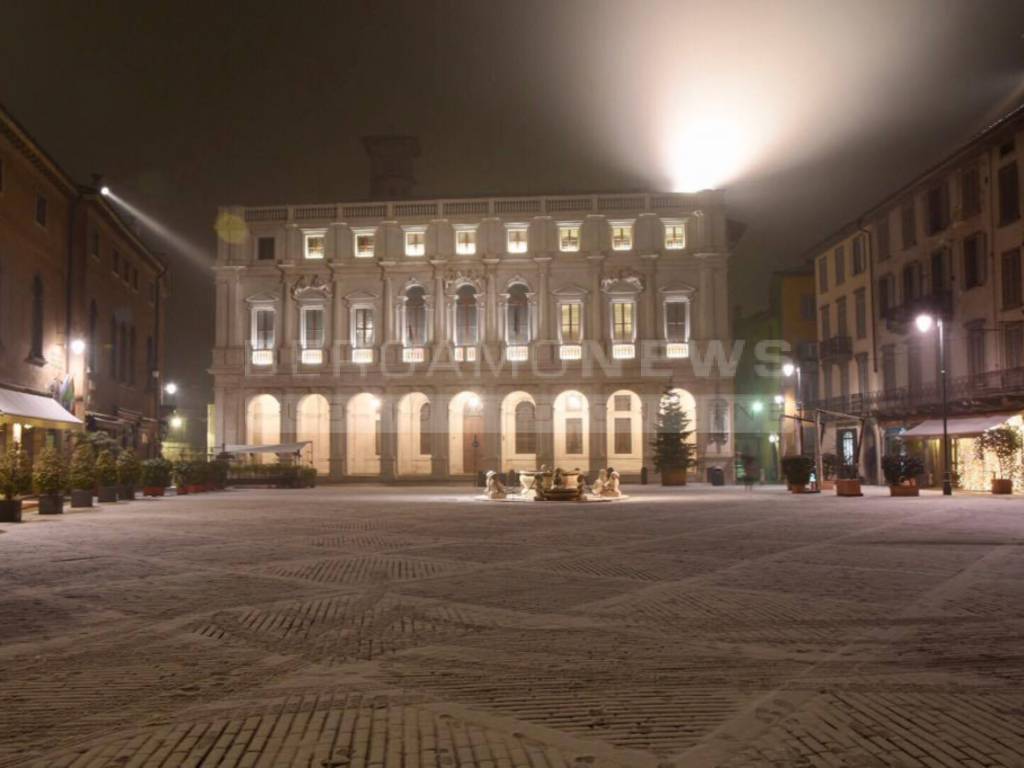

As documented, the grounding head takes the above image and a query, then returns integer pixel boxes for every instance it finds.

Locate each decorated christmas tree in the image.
[650,388,695,475]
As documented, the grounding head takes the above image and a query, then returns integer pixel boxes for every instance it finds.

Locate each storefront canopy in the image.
[0,388,82,430]
[221,442,311,455]
[904,414,1014,438]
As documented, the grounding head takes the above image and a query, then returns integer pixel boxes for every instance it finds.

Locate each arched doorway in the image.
[500,391,536,471]
[397,392,431,475]
[246,394,281,463]
[448,391,483,475]
[607,390,643,473]
[553,390,589,470]
[296,394,330,475]
[346,393,381,475]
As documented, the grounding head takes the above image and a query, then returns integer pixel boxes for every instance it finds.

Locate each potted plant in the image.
[208,458,229,490]
[820,453,838,491]
[781,455,814,492]
[0,445,31,522]
[172,456,192,494]
[650,388,695,486]
[95,449,119,502]
[116,448,141,500]
[141,457,171,496]
[835,463,862,497]
[975,425,1022,495]
[69,443,96,508]
[882,454,924,496]
[188,459,208,494]
[33,446,66,514]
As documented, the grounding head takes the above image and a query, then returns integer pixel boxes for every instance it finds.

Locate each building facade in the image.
[211,191,736,482]
[808,104,1024,488]
[0,103,167,460]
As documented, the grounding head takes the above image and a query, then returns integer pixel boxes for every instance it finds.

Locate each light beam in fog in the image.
[102,189,210,270]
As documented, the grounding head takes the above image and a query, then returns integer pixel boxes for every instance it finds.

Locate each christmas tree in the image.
[651,388,695,473]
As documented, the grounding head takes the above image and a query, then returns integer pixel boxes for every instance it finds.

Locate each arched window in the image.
[515,400,536,454]
[455,284,478,346]
[29,275,43,360]
[405,285,427,346]
[88,300,98,372]
[419,402,431,455]
[506,283,530,344]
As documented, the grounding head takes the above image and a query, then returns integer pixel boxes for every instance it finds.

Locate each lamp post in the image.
[915,313,952,495]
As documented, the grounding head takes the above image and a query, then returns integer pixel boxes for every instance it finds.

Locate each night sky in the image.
[3,0,1023,433]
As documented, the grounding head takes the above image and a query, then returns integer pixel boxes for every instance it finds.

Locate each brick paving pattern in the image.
[1,485,1023,767]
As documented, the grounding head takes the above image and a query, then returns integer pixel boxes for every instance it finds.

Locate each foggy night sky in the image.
[2,0,1024,426]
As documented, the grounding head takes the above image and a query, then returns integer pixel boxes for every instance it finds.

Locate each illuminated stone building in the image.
[211,190,737,482]
[809,103,1024,489]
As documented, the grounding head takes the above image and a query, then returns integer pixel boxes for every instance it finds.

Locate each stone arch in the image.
[607,390,643,472]
[553,390,589,470]
[500,391,537,471]
[397,392,432,475]
[246,394,281,464]
[346,393,381,475]
[448,391,483,476]
[296,394,330,475]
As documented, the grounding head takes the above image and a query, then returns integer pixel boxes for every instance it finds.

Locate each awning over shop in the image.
[0,387,82,430]
[221,442,311,455]
[904,414,1015,438]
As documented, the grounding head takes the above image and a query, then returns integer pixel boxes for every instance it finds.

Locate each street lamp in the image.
[169,415,183,430]
[916,313,952,495]
[69,338,86,355]
[164,382,178,396]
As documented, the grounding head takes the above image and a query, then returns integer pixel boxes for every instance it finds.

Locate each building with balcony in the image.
[807,102,1024,489]
[210,190,737,482]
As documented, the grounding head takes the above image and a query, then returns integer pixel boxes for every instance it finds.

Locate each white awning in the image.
[0,387,82,430]
[904,414,1014,438]
[221,442,311,455]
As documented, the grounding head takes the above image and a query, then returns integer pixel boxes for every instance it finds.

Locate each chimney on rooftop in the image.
[362,135,420,199]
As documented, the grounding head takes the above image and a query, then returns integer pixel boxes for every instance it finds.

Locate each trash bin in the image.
[707,466,725,486]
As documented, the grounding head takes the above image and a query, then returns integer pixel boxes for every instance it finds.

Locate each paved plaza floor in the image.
[1,484,1023,767]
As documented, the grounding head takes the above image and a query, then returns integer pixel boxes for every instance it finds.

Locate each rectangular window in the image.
[963,233,986,289]
[877,274,893,318]
[967,321,986,379]
[253,308,275,350]
[852,237,865,275]
[998,162,1020,226]
[1001,248,1022,309]
[926,183,948,235]
[819,304,831,339]
[901,202,916,248]
[560,302,582,342]
[961,167,980,218]
[89,231,100,259]
[565,417,584,454]
[404,229,425,256]
[875,216,890,261]
[902,262,920,303]
[611,301,634,342]
[304,232,325,260]
[35,195,47,227]
[881,344,896,391]
[800,293,815,321]
[354,308,374,347]
[506,226,528,253]
[817,255,828,292]
[610,221,633,250]
[301,307,325,349]
[558,224,580,252]
[1004,322,1023,370]
[856,352,869,395]
[354,230,375,258]
[665,299,689,340]
[907,339,922,395]
[834,245,845,286]
[614,417,632,454]
[257,237,275,261]
[664,220,685,249]
[854,288,866,339]
[455,227,476,255]
[836,296,848,337]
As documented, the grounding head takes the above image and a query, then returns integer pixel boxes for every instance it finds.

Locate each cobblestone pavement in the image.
[2,485,1023,767]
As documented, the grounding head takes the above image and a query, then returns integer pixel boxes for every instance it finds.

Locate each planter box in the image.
[661,467,688,486]
[889,483,919,497]
[71,489,93,508]
[835,479,862,497]
[97,486,118,503]
[186,484,205,494]
[0,499,22,523]
[788,483,810,493]
[992,478,1013,495]
[38,494,64,515]
[820,479,835,491]
[143,486,165,497]
[176,485,189,495]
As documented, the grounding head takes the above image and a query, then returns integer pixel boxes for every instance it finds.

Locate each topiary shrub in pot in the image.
[116,448,141,500]
[820,453,838,490]
[781,455,814,492]
[882,454,924,496]
[33,446,66,514]
[835,462,862,497]
[95,450,119,502]
[188,459,209,494]
[208,458,229,490]
[69,443,96,508]
[0,445,31,522]
[172,456,192,494]
[141,457,171,496]
[975,426,1022,495]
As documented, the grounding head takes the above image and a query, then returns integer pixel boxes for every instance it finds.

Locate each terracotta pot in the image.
[143,486,165,497]
[788,483,809,493]
[835,479,862,497]
[661,467,688,486]
[889,483,919,497]
[991,478,1013,495]
[97,486,119,503]
[186,484,204,494]
[38,494,64,515]
[0,499,22,523]
[176,485,189,495]
[70,489,93,508]
[821,479,835,491]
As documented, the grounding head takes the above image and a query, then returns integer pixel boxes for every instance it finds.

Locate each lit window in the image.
[664,220,686,250]
[506,283,530,345]
[404,228,425,256]
[301,306,325,351]
[455,284,479,346]
[664,298,689,340]
[611,301,634,342]
[353,307,374,347]
[404,286,427,346]
[354,229,375,258]
[251,307,275,365]
[559,302,582,342]
[455,227,477,255]
[610,221,633,251]
[558,224,580,252]
[506,225,528,254]
[304,231,326,260]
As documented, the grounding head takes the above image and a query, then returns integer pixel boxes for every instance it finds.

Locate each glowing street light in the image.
[773,394,784,406]
[69,338,86,355]
[100,185,111,197]
[751,400,763,414]
[169,415,183,429]
[782,362,795,377]
[916,313,951,495]
[164,382,178,395]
